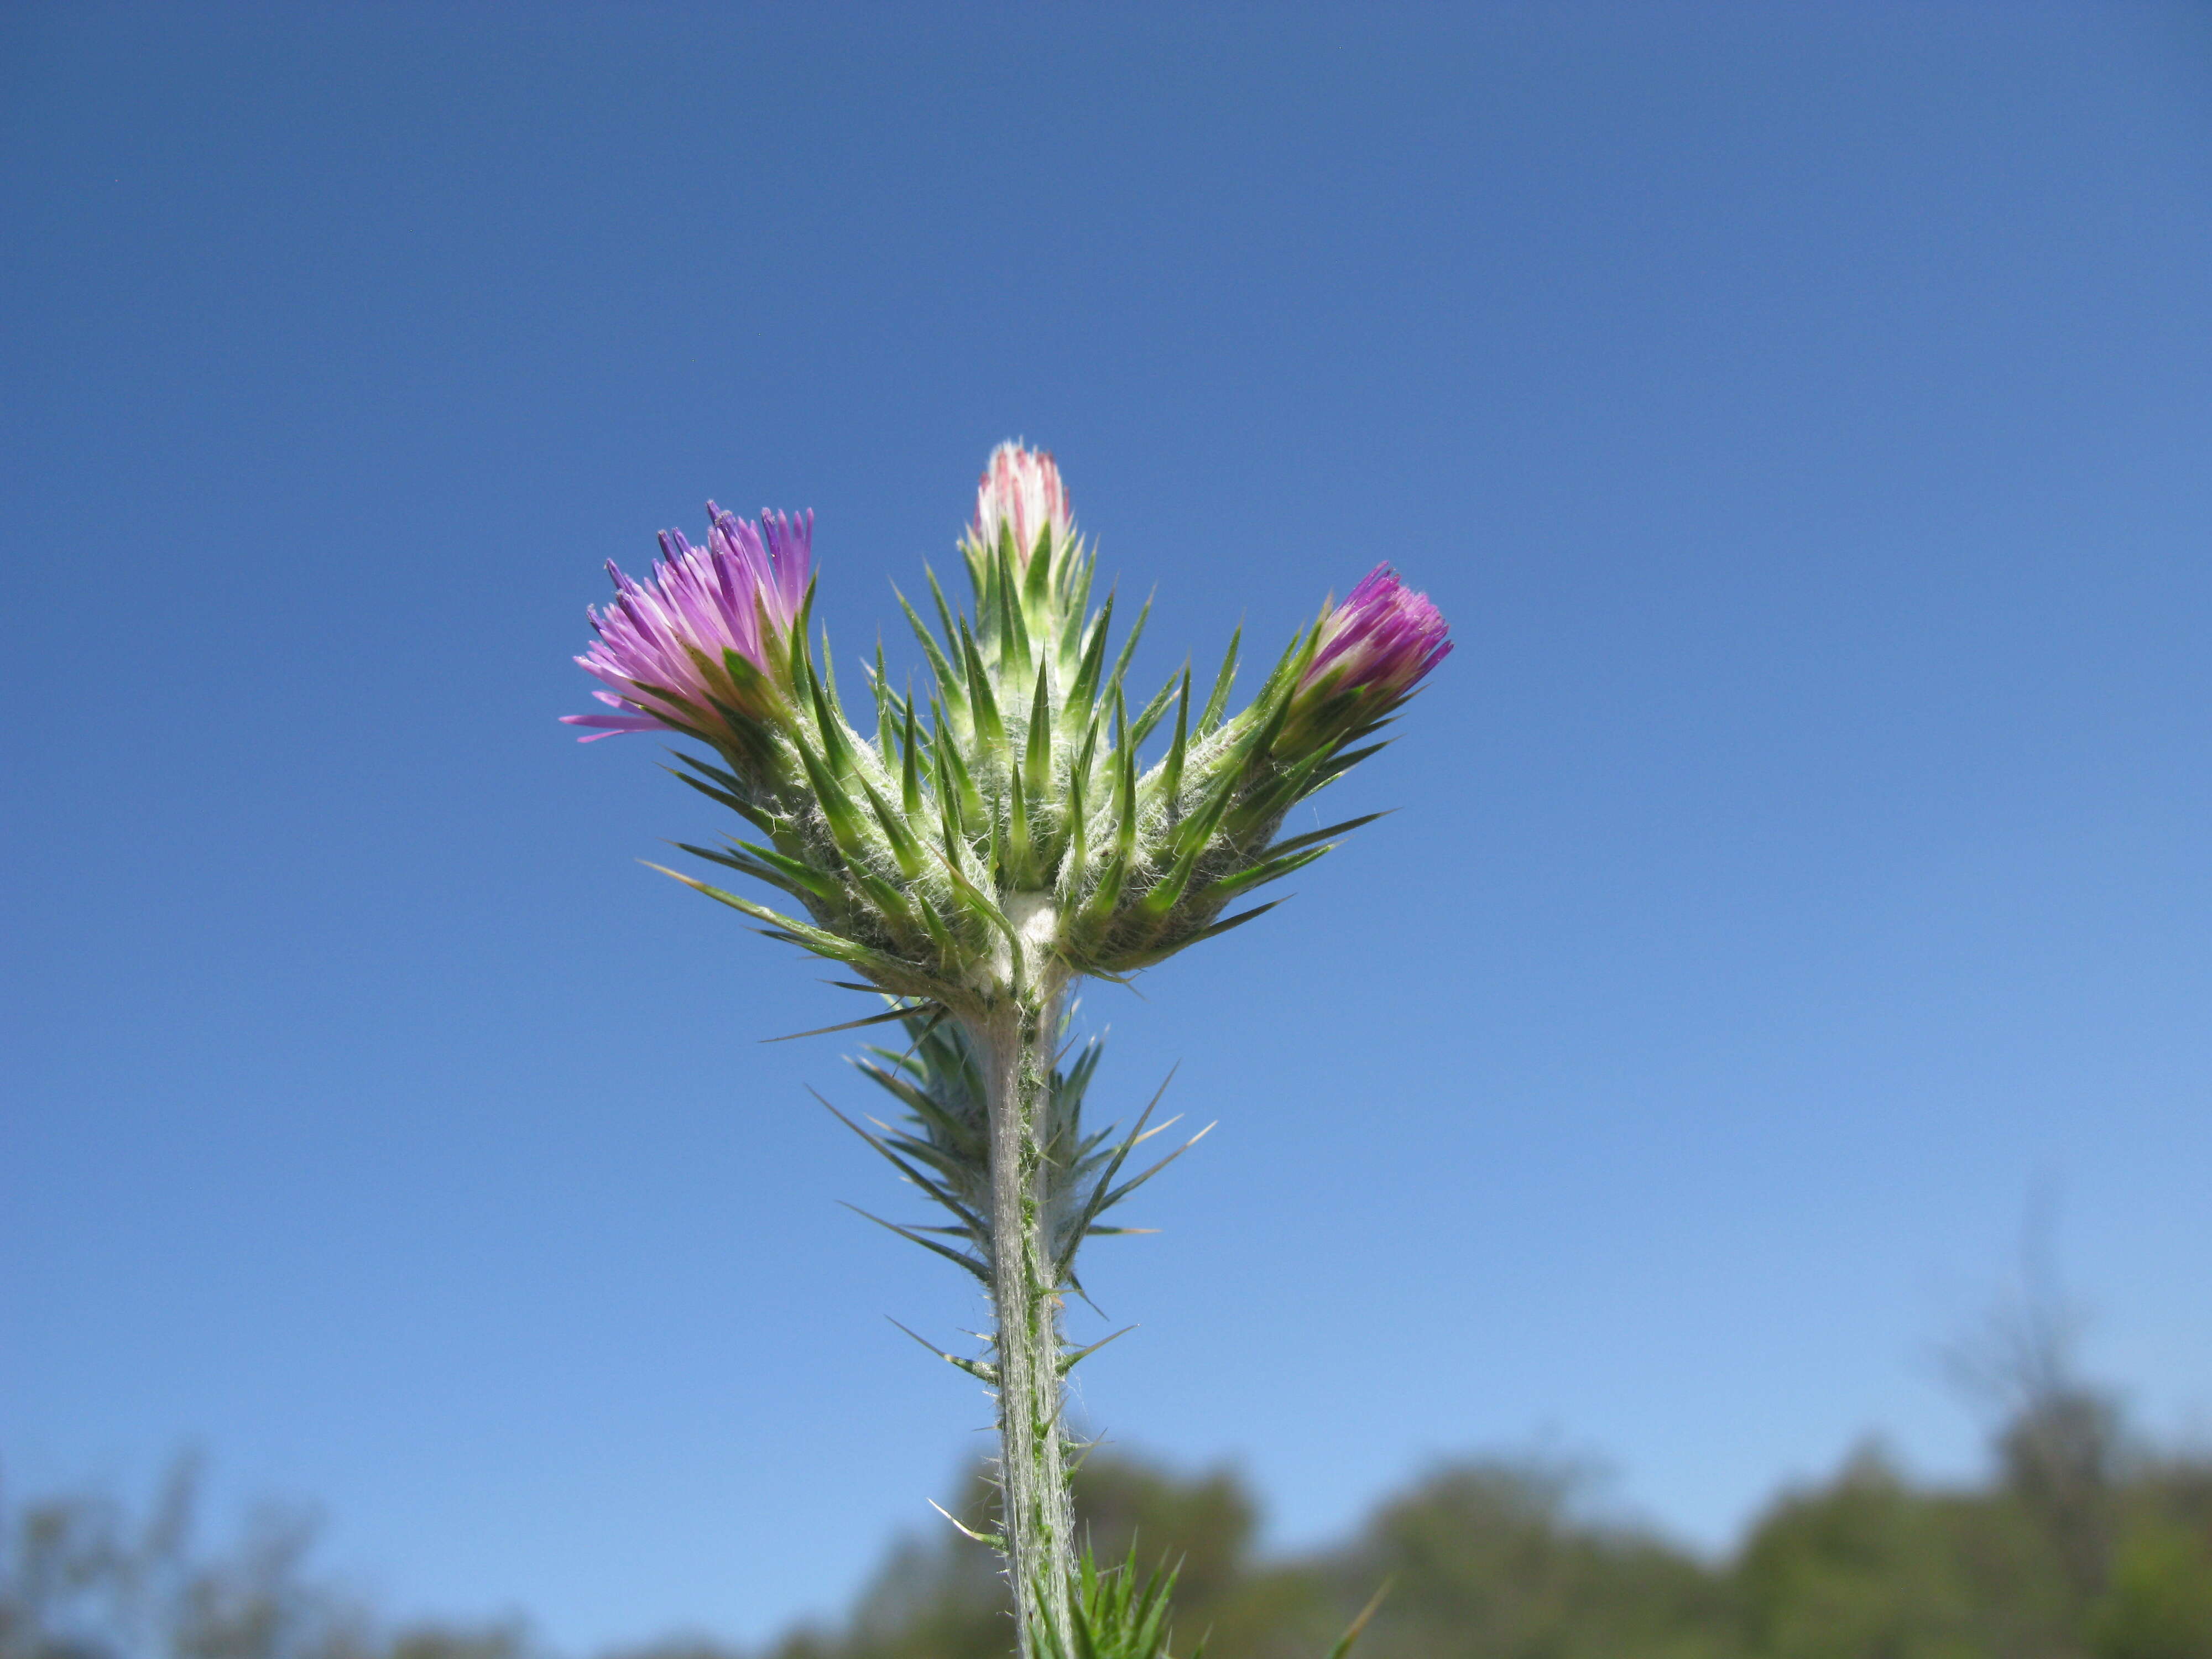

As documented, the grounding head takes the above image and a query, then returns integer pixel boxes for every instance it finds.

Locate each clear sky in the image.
[5,1,2210,1650]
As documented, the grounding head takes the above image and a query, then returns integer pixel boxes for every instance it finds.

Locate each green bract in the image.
[652,496,1402,1019]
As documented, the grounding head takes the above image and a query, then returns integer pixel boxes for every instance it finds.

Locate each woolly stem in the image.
[973,978,1076,1655]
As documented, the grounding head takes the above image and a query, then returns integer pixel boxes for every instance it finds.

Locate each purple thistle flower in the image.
[564,504,813,742]
[971,441,1072,564]
[1301,564,1453,702]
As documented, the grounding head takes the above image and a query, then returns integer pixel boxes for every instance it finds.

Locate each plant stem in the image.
[974,980,1076,1656]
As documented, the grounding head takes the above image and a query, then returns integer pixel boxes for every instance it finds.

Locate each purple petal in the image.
[1301,564,1451,701]
[568,501,818,742]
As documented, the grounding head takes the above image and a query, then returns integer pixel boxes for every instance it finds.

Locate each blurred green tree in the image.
[12,1383,2210,1659]
[0,1459,521,1659]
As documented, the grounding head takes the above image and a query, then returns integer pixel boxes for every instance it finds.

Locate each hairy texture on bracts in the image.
[566,446,1452,1016]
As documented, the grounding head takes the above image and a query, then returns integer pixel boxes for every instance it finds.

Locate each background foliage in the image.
[14,1373,2209,1659]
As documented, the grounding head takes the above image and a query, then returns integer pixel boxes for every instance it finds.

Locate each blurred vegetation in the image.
[10,1379,2208,1659]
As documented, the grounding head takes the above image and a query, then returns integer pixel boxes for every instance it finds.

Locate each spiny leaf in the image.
[1058,768,1089,902]
[959,618,1006,749]
[896,586,964,713]
[858,776,927,879]
[1215,757,1334,852]
[1112,687,1136,863]
[1134,820,1213,920]
[993,533,1032,666]
[666,748,752,799]
[1186,899,1280,945]
[1076,847,1129,935]
[1022,517,1055,614]
[1264,811,1389,859]
[1063,588,1117,731]
[1310,738,1390,786]
[854,868,927,943]
[932,842,1024,967]
[790,727,869,859]
[1202,842,1331,902]
[1094,1121,1213,1215]
[677,838,839,905]
[785,610,815,707]
[900,697,923,816]
[1248,614,1320,711]
[1129,667,1179,750]
[1232,666,1299,773]
[760,1002,939,1044]
[817,623,844,716]
[641,864,939,992]
[1055,1068,1177,1282]
[928,1500,1001,1549]
[871,638,894,753]
[1165,761,1239,866]
[713,645,774,706]
[674,842,821,907]
[888,1318,998,1385]
[901,1128,989,1182]
[1070,700,1104,798]
[914,888,962,961]
[1198,625,1240,734]
[1105,900,1284,972]
[815,1091,989,1235]
[1009,755,1036,886]
[668,771,757,825]
[1062,548,1096,650]
[933,706,986,833]
[922,561,963,648]
[854,1060,984,1161]
[699,690,785,779]
[1024,653,1053,792]
[807,664,858,781]
[1326,1579,1395,1659]
[1154,667,1191,811]
[1058,1325,1135,1376]
[839,1202,993,1284]
[1105,593,1152,696]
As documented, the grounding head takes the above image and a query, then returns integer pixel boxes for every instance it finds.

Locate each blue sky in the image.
[5,1,2210,1648]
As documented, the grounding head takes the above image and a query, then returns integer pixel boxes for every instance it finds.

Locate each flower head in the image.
[971,441,1072,564]
[1301,564,1452,703]
[564,504,812,743]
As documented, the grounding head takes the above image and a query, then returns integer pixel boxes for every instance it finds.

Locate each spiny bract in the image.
[567,443,1452,1017]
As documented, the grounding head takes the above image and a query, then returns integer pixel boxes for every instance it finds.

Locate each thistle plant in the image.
[566,445,1449,1657]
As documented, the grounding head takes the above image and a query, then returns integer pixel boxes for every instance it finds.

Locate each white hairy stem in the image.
[971,944,1076,1656]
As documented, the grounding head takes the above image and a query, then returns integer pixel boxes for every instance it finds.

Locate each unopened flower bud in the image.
[971,441,1072,565]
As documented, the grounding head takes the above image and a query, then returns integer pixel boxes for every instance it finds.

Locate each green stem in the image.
[973,980,1076,1656]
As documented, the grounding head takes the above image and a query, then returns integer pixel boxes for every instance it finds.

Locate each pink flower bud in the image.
[971,441,1073,564]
